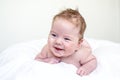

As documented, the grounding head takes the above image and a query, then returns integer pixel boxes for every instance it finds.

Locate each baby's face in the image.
[48,18,81,57]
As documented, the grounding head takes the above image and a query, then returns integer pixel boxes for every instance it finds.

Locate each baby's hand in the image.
[76,67,89,76]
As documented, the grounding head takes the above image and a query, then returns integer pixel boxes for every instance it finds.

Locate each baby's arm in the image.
[34,44,48,61]
[77,54,97,76]
[76,39,97,76]
[35,45,60,64]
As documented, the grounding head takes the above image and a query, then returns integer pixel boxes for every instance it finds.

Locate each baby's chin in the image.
[52,52,64,57]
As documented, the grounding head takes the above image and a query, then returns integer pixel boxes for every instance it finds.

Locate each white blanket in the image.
[0,38,120,80]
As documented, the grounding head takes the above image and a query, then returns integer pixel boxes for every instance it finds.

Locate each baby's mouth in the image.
[54,47,63,51]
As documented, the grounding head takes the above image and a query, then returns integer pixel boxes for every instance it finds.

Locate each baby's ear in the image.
[77,39,83,48]
[78,39,83,44]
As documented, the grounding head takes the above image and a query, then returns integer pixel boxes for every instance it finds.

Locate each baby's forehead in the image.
[52,17,81,35]
[54,18,81,28]
[54,17,80,25]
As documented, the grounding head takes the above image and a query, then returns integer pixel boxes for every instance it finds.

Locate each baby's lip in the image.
[54,47,63,51]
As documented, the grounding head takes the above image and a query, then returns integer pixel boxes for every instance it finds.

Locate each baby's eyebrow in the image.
[50,31,57,35]
[50,30,54,33]
[50,30,52,32]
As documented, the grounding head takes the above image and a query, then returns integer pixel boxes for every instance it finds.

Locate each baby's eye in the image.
[51,33,57,37]
[64,38,70,41]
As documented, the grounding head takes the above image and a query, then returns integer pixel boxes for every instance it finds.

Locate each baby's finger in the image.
[76,69,84,76]
[80,70,85,76]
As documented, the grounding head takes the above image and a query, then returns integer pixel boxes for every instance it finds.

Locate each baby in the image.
[35,8,97,76]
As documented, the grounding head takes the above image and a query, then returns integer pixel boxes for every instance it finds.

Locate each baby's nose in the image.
[55,38,62,45]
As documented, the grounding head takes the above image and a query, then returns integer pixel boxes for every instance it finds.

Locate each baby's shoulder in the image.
[40,44,49,54]
[81,39,91,48]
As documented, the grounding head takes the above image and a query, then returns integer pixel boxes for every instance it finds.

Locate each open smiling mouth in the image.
[54,47,64,51]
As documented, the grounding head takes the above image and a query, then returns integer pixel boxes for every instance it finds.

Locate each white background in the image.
[0,0,120,52]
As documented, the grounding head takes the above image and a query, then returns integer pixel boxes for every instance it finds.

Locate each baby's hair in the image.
[52,8,86,40]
